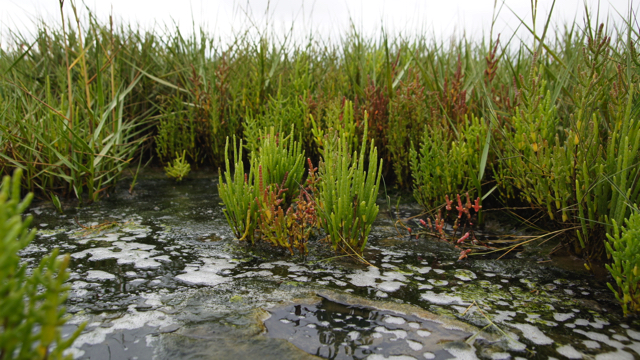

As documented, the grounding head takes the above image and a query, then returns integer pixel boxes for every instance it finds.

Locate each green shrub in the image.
[0,169,85,359]
[605,210,640,316]
[317,121,383,255]
[218,127,305,245]
[218,137,258,242]
[164,150,191,182]
[156,98,201,165]
[410,116,489,213]
[311,99,359,156]
[496,71,640,254]
[387,74,427,189]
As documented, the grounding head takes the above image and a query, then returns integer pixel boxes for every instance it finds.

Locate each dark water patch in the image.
[265,296,473,360]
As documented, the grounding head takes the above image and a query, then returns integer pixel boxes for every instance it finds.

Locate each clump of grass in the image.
[605,209,640,316]
[218,127,305,247]
[410,115,489,216]
[164,151,191,182]
[218,137,258,242]
[317,120,383,255]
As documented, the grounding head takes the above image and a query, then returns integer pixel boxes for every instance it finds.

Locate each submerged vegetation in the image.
[0,1,639,312]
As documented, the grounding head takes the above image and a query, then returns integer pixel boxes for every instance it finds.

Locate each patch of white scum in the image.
[553,313,574,322]
[506,323,553,345]
[454,270,477,281]
[175,257,236,286]
[556,344,582,359]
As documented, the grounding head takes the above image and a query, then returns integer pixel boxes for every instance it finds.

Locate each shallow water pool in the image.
[22,172,640,359]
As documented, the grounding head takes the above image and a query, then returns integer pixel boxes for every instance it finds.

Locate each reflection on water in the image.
[265,297,470,359]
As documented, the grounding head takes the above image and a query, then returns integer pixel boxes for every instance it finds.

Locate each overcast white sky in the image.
[0,0,636,46]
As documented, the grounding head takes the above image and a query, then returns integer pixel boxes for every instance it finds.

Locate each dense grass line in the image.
[0,4,639,261]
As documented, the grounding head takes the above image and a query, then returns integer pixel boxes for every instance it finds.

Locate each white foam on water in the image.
[454,269,476,281]
[553,313,574,322]
[384,316,406,325]
[583,340,600,349]
[175,258,236,286]
[63,348,85,359]
[348,266,380,287]
[574,329,624,349]
[333,279,348,287]
[72,247,117,261]
[626,341,640,356]
[493,310,516,323]
[414,266,431,274]
[288,265,306,273]
[594,349,634,360]
[421,291,467,305]
[556,344,582,359]
[70,307,174,355]
[507,323,553,345]
[590,318,609,329]
[524,317,557,327]
[574,319,590,326]
[367,355,416,360]
[445,345,479,360]
[374,326,407,339]
[235,270,273,279]
[490,352,510,360]
[628,329,640,341]
[92,233,120,242]
[72,281,90,289]
[427,279,448,286]
[381,271,408,282]
[406,339,423,351]
[85,270,116,281]
[71,241,162,269]
[504,331,527,352]
[612,334,629,342]
[452,306,469,314]
[378,281,404,292]
[152,255,172,262]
